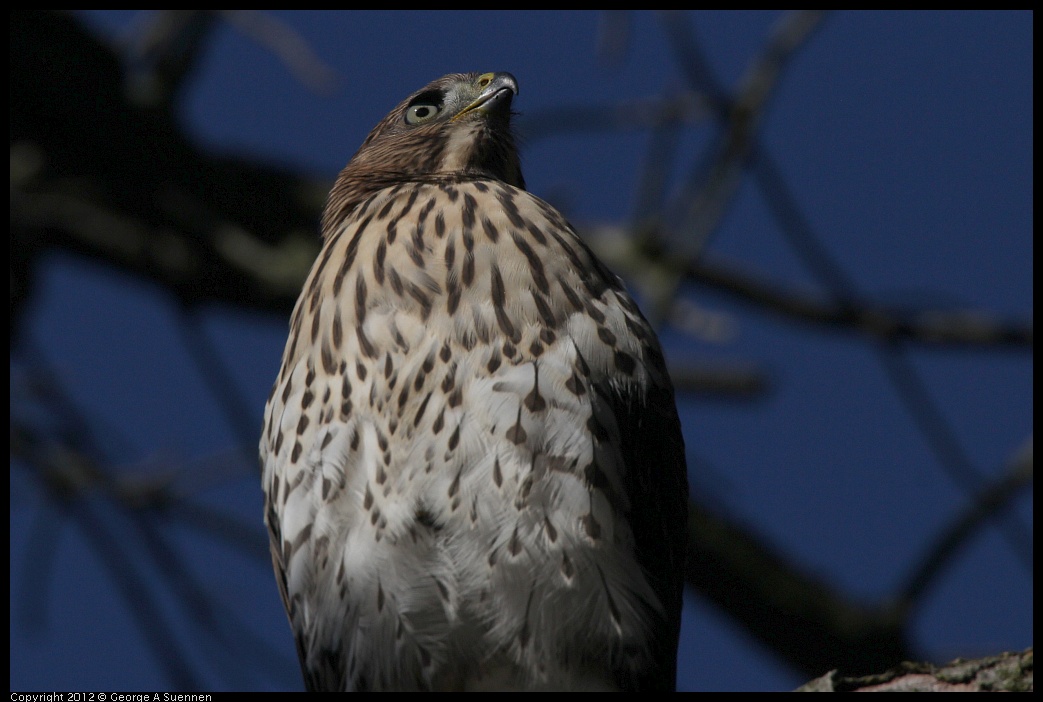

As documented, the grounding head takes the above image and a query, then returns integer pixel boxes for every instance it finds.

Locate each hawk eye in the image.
[405,99,443,125]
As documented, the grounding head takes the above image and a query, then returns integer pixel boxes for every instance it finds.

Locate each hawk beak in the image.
[453,72,518,121]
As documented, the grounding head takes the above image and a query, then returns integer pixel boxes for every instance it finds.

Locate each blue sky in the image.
[10,11,1032,692]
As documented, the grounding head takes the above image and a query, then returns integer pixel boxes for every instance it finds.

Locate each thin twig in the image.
[896,437,1032,614]
[223,10,338,93]
[175,305,263,458]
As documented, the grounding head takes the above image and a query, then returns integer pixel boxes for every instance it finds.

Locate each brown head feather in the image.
[322,72,524,237]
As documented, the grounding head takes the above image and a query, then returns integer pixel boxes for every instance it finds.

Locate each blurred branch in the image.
[520,91,712,138]
[668,361,768,399]
[175,306,264,454]
[11,418,204,689]
[133,508,293,689]
[753,150,858,299]
[661,11,828,256]
[896,437,1033,614]
[686,504,911,678]
[12,395,289,688]
[122,10,337,108]
[584,224,1033,349]
[12,12,1030,352]
[596,11,633,68]
[758,145,1031,565]
[655,8,1033,585]
[222,10,338,93]
[123,10,219,108]
[12,182,324,315]
[878,347,1033,570]
[13,497,62,633]
[11,325,287,687]
[10,10,327,334]
[687,255,1034,348]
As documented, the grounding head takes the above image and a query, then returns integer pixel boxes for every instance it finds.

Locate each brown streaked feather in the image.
[260,71,688,692]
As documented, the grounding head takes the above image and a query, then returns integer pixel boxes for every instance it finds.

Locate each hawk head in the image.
[323,72,524,235]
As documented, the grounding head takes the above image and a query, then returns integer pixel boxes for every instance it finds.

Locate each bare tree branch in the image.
[896,438,1033,613]
[686,506,911,678]
[583,225,1033,349]
[797,648,1033,692]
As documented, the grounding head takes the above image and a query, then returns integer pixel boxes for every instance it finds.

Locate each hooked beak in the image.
[452,72,518,121]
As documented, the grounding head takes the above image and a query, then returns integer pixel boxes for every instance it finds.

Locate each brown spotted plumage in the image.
[260,72,688,691]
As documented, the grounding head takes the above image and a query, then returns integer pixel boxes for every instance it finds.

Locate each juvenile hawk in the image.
[260,72,688,691]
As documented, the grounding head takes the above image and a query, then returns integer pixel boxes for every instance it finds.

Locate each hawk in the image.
[260,72,688,691]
